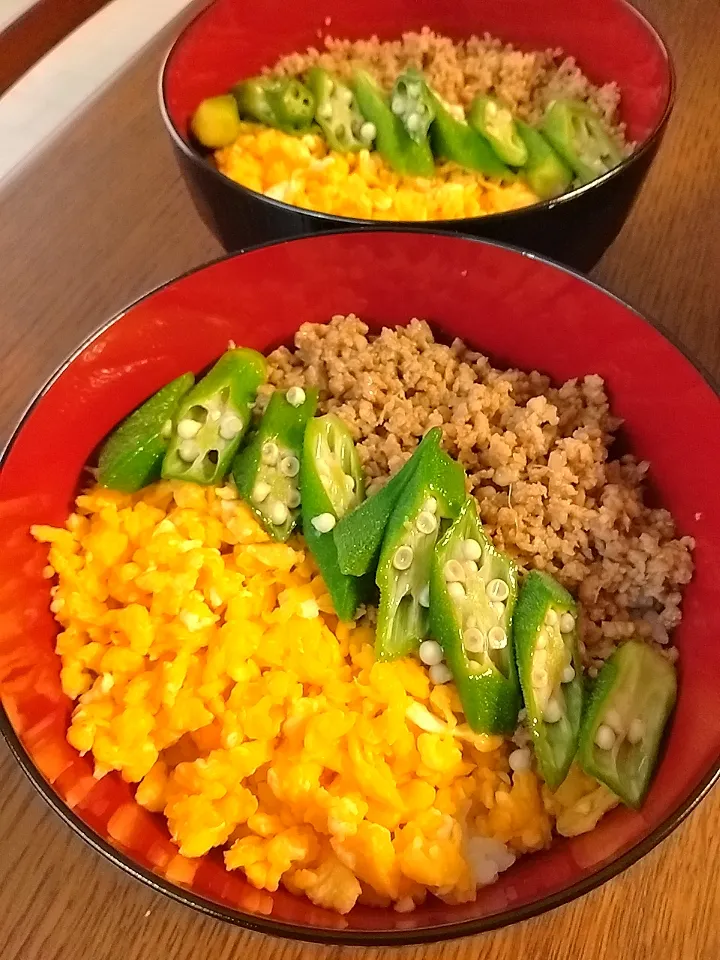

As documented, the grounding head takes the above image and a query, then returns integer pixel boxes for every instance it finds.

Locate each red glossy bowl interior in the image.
[164,0,672,151]
[1,232,719,945]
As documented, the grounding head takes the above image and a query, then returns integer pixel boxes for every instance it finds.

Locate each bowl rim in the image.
[157,0,676,230]
[1,229,718,946]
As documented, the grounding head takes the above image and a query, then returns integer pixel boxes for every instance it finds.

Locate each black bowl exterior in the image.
[169,134,663,272]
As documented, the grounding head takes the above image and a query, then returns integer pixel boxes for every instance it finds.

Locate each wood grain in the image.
[0,1,718,958]
[0,0,114,94]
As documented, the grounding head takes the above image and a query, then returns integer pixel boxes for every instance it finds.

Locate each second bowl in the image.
[160,0,673,270]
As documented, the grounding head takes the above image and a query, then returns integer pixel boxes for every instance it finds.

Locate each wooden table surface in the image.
[1,2,718,958]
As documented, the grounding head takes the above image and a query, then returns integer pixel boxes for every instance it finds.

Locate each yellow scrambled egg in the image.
[215,123,539,222]
[32,481,606,914]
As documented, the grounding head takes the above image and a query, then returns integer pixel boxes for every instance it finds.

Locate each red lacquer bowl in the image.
[1,232,719,945]
[160,0,673,270]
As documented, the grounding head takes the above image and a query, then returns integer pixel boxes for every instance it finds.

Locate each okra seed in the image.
[419,639,444,667]
[344,474,355,493]
[463,627,485,653]
[252,481,271,503]
[161,419,173,439]
[360,121,377,142]
[447,581,466,601]
[286,386,306,407]
[317,103,333,120]
[279,455,300,478]
[418,584,430,607]
[486,578,509,602]
[462,538,482,561]
[311,513,336,534]
[423,497,438,514]
[492,601,506,619]
[393,545,414,570]
[391,96,406,115]
[532,667,548,688]
[463,559,478,577]
[561,665,576,684]
[595,724,616,750]
[543,698,563,724]
[177,418,201,440]
[262,442,279,465]
[406,112,422,132]
[287,488,301,509]
[466,615,477,629]
[488,626,507,649]
[545,608,558,627]
[268,501,289,526]
[339,87,353,105]
[444,560,465,583]
[429,663,452,685]
[627,718,646,744]
[536,631,548,650]
[178,440,200,462]
[415,511,437,535]
[509,748,531,773]
[209,409,221,423]
[407,81,421,98]
[219,414,243,440]
[559,612,576,633]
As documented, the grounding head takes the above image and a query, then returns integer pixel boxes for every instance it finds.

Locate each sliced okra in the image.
[430,496,521,734]
[578,640,676,808]
[375,440,466,660]
[233,386,318,540]
[98,372,194,493]
[162,348,266,486]
[514,570,584,789]
[300,414,367,621]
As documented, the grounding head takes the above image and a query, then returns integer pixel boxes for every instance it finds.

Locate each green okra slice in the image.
[301,414,367,621]
[390,68,435,146]
[233,385,318,541]
[578,640,676,808]
[306,67,374,152]
[265,78,316,135]
[430,497,521,735]
[233,76,315,134]
[333,428,441,577]
[422,84,511,178]
[375,441,466,661]
[98,372,194,493]
[352,70,435,177]
[467,95,528,167]
[162,348,266,486]
[514,570,584,788]
[516,119,573,200]
[541,99,623,184]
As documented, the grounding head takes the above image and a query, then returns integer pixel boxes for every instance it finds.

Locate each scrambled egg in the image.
[215,123,539,222]
[33,481,557,914]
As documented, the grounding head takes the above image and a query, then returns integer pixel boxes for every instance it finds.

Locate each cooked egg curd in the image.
[215,123,538,222]
[33,480,612,913]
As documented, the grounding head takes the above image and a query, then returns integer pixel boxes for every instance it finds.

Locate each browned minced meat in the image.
[273,27,628,145]
[262,316,692,673]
